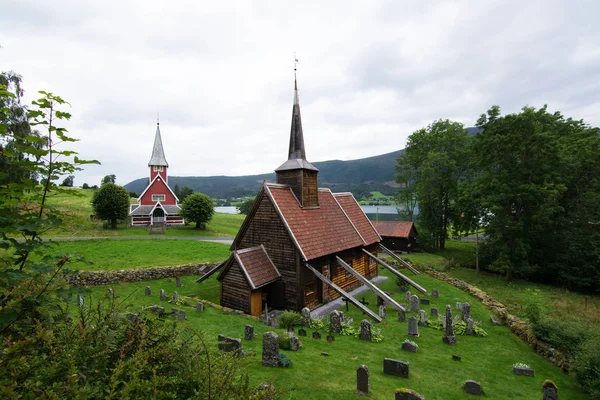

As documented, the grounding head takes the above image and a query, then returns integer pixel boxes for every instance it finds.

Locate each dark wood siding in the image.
[302,170,319,207]
[237,193,299,310]
[276,170,302,204]
[221,261,251,314]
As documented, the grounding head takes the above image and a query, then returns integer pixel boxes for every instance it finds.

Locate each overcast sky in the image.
[1,0,599,187]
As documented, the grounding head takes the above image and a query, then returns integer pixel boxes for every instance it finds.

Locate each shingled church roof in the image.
[148,123,169,167]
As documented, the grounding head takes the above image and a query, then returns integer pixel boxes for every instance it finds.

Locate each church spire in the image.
[148,122,169,167]
[288,75,306,160]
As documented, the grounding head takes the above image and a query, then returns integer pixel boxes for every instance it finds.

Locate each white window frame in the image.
[153,166,164,172]
[152,194,166,202]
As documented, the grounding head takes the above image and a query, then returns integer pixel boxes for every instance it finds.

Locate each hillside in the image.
[125,149,404,199]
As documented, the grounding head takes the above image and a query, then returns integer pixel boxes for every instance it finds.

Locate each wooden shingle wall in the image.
[221,262,251,314]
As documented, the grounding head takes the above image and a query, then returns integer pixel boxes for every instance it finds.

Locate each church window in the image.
[153,166,164,172]
[152,194,166,201]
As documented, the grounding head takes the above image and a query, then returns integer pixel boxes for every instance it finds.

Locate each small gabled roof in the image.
[218,245,281,289]
[148,123,169,167]
[372,221,417,238]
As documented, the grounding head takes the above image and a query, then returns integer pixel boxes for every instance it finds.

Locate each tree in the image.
[397,120,471,249]
[60,174,74,187]
[395,151,417,221]
[237,196,256,215]
[173,183,180,198]
[91,183,130,229]
[179,186,194,203]
[181,193,214,229]
[101,174,116,185]
[82,182,90,189]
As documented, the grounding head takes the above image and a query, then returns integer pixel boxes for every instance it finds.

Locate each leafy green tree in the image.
[82,182,90,189]
[173,183,180,198]
[60,174,74,187]
[101,174,116,185]
[181,193,214,229]
[91,183,130,229]
[395,151,417,220]
[397,120,471,249]
[179,185,194,202]
[237,196,256,215]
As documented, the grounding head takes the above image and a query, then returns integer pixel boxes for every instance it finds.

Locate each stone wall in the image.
[65,263,220,286]
[421,267,570,371]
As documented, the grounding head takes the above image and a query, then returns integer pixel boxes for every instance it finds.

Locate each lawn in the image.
[82,267,587,399]
[51,239,231,271]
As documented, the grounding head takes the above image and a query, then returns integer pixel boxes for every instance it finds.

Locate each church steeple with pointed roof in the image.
[148,122,169,183]
[275,75,319,208]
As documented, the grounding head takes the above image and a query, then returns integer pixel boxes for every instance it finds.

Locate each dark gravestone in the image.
[383,358,409,378]
[513,367,534,376]
[395,389,426,400]
[399,286,408,293]
[301,307,311,327]
[145,286,151,296]
[420,298,430,305]
[430,307,439,317]
[377,295,385,306]
[312,331,321,339]
[159,289,166,301]
[405,290,411,303]
[408,316,419,337]
[288,326,295,335]
[443,304,457,345]
[171,308,185,321]
[356,365,369,395]
[321,352,329,356]
[327,334,335,342]
[176,276,181,287]
[410,295,419,313]
[398,308,406,322]
[146,304,165,314]
[543,380,559,400]
[330,310,342,334]
[466,318,474,336]
[359,320,372,341]
[262,332,279,367]
[244,325,255,340]
[462,302,471,322]
[465,380,482,395]
[196,302,204,312]
[452,354,462,361]
[218,334,242,355]
[298,328,307,337]
[124,312,139,323]
[401,341,417,353]
[290,335,299,351]
[432,289,439,298]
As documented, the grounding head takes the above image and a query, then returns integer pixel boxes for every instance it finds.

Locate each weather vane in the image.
[157,110,160,125]
[294,53,298,73]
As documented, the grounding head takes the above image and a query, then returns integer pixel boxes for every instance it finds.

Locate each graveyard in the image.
[80,262,588,399]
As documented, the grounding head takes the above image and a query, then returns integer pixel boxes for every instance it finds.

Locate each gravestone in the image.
[301,307,311,327]
[146,304,165,314]
[327,334,335,342]
[456,302,464,311]
[290,335,300,351]
[465,380,482,395]
[420,298,430,305]
[490,315,502,325]
[432,289,439,298]
[312,331,321,339]
[218,334,242,355]
[359,320,372,341]
[443,304,457,345]
[107,288,114,299]
[408,316,419,337]
[298,328,307,337]
[262,332,279,367]
[125,312,139,323]
[410,295,419,313]
[177,309,186,320]
[398,308,406,322]
[395,388,425,400]
[377,295,385,307]
[466,318,474,336]
[176,276,182,287]
[330,310,342,334]
[379,305,387,320]
[198,265,206,274]
[383,358,409,378]
[401,341,417,353]
[513,366,534,376]
[159,289,165,301]
[77,295,84,307]
[196,302,204,312]
[462,302,471,322]
[405,290,412,303]
[399,286,408,292]
[172,291,179,303]
[452,354,462,361]
[288,326,295,336]
[430,307,439,317]
[356,365,369,395]
[145,286,151,296]
[244,325,255,340]
[418,310,427,326]
[543,381,559,400]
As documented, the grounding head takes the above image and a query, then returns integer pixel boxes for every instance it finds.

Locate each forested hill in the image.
[124,149,404,199]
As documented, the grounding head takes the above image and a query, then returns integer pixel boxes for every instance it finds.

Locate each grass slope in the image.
[84,268,587,399]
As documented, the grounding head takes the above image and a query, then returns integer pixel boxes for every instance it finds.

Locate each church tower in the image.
[148,122,169,183]
[275,76,319,208]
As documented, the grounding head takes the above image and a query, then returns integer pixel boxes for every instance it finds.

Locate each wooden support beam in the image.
[304,263,382,323]
[378,243,420,275]
[363,249,427,295]
[196,260,226,283]
[335,256,405,312]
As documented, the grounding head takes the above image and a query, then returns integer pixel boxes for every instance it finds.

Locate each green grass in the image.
[82,267,587,399]
[52,239,230,271]
[370,191,388,199]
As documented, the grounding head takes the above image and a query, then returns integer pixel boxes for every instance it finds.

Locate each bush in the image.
[279,333,292,350]
[531,317,590,356]
[181,193,215,229]
[277,310,301,331]
[572,336,600,399]
[278,353,293,368]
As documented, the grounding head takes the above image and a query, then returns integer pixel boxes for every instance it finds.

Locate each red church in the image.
[129,123,184,227]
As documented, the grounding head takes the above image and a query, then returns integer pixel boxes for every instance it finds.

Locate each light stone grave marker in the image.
[359,319,371,341]
[408,316,419,337]
[410,295,419,313]
[443,304,457,345]
[262,332,279,367]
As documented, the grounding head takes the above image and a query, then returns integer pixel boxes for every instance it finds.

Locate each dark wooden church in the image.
[201,77,391,317]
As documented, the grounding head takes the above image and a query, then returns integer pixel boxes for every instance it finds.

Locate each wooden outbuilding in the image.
[211,76,384,316]
[371,221,418,253]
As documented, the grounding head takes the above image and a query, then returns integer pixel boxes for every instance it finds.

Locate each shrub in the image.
[524,300,542,325]
[513,362,531,369]
[531,317,590,356]
[572,336,600,399]
[340,318,357,336]
[278,353,293,368]
[310,316,327,331]
[277,310,301,331]
[279,333,292,350]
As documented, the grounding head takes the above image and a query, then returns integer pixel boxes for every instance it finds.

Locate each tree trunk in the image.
[111,219,117,229]
[195,221,201,229]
